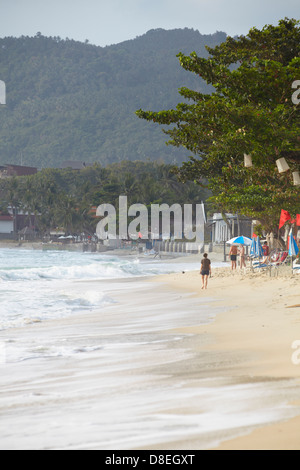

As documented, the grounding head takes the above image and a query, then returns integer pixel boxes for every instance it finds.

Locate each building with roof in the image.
[207,213,253,244]
[0,164,37,178]
[0,215,14,236]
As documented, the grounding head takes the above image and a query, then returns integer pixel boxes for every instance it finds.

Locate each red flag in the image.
[296,214,300,226]
[279,210,291,229]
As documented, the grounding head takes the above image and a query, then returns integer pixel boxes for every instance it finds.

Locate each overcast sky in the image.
[1,0,299,46]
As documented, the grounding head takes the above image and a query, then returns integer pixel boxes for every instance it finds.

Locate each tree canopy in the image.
[136,18,300,233]
[0,161,210,235]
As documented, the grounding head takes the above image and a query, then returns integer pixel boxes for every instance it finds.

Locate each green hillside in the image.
[0,29,226,168]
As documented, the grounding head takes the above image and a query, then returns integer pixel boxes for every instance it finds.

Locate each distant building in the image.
[0,208,37,239]
[0,164,37,178]
[207,213,252,244]
[0,215,14,235]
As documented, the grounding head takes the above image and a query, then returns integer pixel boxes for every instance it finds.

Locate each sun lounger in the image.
[252,251,288,270]
[293,259,300,272]
[274,251,288,266]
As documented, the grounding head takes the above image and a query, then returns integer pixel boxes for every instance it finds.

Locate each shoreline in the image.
[151,266,300,450]
[0,274,226,450]
[1,249,300,449]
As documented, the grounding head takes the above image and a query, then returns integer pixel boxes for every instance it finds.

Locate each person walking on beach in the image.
[229,245,238,270]
[200,253,211,289]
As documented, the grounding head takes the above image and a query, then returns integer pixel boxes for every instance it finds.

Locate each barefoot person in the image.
[229,245,238,270]
[239,245,246,269]
[200,253,211,289]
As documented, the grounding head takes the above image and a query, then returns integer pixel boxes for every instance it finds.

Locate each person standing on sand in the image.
[239,245,246,269]
[229,245,238,270]
[200,253,211,289]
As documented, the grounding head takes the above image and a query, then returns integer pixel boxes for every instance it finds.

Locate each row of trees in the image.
[137,18,300,237]
[0,161,210,235]
[1,19,299,240]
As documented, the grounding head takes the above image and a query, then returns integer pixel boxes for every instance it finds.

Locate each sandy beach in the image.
[152,262,300,450]
[0,249,300,450]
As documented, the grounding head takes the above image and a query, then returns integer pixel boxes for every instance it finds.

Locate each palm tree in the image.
[54,194,78,233]
[119,173,140,202]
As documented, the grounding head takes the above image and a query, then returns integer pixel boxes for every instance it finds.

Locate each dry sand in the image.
[152,264,300,450]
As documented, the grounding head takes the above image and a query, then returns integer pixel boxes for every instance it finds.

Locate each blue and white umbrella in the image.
[289,230,299,257]
[227,236,252,246]
[256,236,264,258]
[250,237,257,257]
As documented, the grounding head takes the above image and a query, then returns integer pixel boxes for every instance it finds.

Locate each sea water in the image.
[1,248,299,450]
[0,248,200,330]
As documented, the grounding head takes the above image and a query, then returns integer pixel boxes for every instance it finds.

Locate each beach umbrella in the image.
[288,230,299,274]
[288,230,299,257]
[255,236,264,258]
[226,236,252,246]
[250,237,257,257]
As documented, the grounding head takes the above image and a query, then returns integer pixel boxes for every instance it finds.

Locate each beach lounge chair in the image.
[252,251,288,271]
[275,251,288,266]
[293,258,300,272]
[267,251,288,271]
[270,252,281,264]
[252,256,270,268]
[252,250,279,268]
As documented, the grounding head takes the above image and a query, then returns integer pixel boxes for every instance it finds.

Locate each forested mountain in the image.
[0,29,226,168]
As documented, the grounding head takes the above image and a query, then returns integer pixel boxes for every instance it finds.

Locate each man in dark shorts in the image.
[200,253,211,289]
[229,245,238,270]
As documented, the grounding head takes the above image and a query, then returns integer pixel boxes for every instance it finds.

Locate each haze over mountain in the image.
[0,28,226,168]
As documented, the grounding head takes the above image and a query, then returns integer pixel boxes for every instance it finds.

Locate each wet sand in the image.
[152,265,300,450]
[1,254,300,449]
